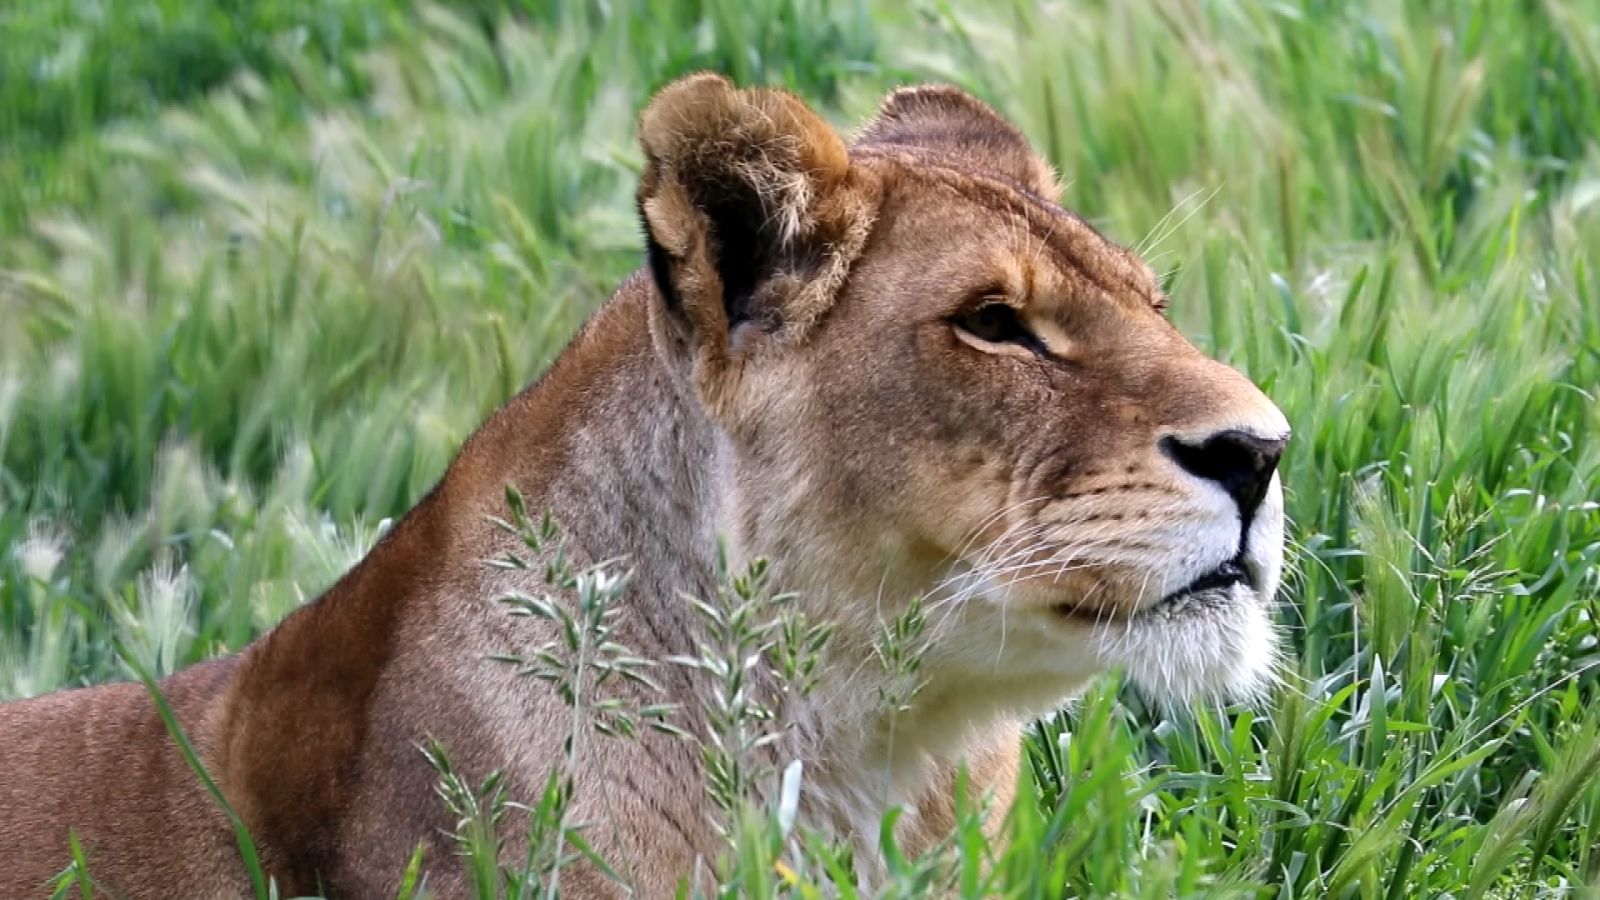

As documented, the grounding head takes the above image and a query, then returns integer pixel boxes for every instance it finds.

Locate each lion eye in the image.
[953,303,1035,347]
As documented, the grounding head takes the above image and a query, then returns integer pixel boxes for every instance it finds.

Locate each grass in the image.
[1,0,1598,895]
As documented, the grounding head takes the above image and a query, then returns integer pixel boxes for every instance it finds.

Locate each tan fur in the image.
[0,75,1289,897]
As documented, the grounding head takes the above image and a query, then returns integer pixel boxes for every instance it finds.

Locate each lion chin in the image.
[0,73,1290,897]
[1100,478,1287,706]
[967,463,1290,709]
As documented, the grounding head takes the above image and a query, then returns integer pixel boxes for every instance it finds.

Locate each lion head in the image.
[637,74,1288,718]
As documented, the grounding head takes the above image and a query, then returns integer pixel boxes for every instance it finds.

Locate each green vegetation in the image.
[3,0,1598,896]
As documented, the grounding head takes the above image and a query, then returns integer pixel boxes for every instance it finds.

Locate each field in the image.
[2,0,1598,896]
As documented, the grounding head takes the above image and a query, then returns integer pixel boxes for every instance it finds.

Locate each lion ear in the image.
[637,73,872,382]
[855,85,1059,199]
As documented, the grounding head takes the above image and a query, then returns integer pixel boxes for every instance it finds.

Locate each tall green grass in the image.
[1,0,1597,895]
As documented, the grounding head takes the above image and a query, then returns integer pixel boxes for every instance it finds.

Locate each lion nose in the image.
[1162,430,1287,520]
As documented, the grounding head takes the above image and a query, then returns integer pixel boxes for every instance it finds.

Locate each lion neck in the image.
[441,272,1013,841]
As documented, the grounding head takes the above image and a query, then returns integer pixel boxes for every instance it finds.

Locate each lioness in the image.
[0,75,1288,897]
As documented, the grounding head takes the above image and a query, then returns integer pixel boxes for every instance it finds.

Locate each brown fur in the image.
[0,75,1288,897]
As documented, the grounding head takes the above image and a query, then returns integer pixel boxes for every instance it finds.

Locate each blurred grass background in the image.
[1,0,1597,895]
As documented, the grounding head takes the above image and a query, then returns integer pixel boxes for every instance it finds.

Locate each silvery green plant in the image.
[421,487,680,899]
[489,485,681,746]
[873,596,930,721]
[670,549,832,829]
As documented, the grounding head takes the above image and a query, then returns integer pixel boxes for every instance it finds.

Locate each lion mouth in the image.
[1045,558,1259,625]
[1143,559,1252,618]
